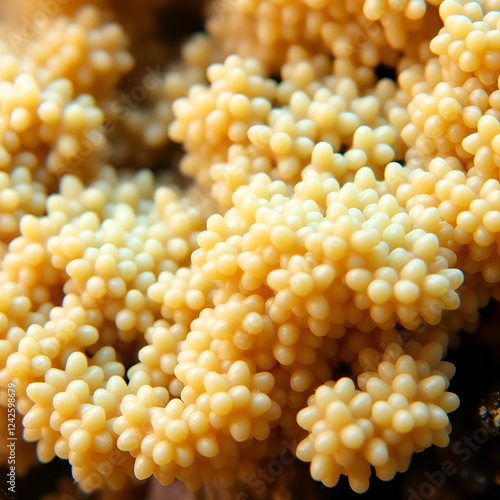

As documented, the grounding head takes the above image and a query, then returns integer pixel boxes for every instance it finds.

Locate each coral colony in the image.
[1,0,500,497]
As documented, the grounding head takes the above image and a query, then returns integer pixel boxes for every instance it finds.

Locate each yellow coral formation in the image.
[296,337,458,493]
[0,0,500,498]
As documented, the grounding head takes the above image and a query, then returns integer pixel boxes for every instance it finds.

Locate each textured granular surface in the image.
[1,0,500,499]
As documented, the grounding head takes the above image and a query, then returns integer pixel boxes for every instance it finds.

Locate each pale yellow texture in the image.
[1,0,500,496]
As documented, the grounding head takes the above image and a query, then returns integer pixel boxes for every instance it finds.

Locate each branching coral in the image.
[296,339,458,492]
[1,0,500,499]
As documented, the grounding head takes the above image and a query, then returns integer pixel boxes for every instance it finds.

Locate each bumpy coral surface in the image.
[1,0,500,498]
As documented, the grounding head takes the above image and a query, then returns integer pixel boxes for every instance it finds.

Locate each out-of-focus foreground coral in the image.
[1,0,500,498]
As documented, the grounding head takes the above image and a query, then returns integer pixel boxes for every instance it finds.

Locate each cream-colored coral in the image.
[1,0,500,497]
[296,339,458,493]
